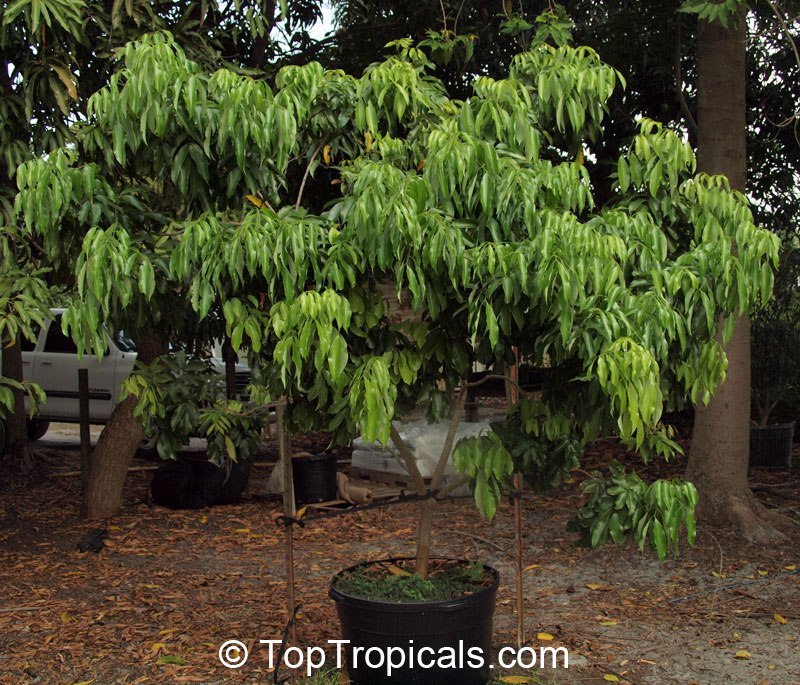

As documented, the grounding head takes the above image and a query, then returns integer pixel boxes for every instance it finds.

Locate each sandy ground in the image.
[0,424,798,684]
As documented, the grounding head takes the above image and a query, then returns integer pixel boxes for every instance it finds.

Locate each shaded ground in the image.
[0,424,799,685]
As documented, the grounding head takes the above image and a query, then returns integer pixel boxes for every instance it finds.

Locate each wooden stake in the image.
[508,350,525,648]
[78,368,91,494]
[276,402,297,649]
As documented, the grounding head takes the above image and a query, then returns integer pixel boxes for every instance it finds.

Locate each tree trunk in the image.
[686,6,790,542]
[1,339,34,470]
[81,332,165,520]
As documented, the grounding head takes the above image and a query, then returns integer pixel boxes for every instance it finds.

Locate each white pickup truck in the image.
[2,309,250,450]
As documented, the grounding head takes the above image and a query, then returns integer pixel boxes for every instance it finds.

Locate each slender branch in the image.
[674,17,698,139]
[295,135,329,210]
[438,0,449,34]
[430,381,468,491]
[467,373,536,397]
[766,0,800,79]
[390,424,428,496]
[453,0,467,36]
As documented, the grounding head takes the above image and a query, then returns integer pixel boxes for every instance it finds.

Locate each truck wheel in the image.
[137,431,160,460]
[27,419,50,441]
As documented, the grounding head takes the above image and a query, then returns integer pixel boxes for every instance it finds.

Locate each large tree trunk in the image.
[81,333,164,520]
[686,6,790,542]
[1,339,34,471]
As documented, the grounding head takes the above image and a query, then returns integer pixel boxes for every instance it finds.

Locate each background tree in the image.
[0,0,325,493]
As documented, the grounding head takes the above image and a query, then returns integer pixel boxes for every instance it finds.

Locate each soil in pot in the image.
[330,558,498,685]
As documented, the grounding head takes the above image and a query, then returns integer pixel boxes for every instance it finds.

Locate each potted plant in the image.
[750,254,800,469]
[31,14,779,684]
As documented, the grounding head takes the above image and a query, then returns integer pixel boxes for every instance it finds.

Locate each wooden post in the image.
[276,402,297,648]
[78,369,91,494]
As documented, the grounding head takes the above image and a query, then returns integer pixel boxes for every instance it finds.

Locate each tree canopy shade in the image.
[14,19,779,555]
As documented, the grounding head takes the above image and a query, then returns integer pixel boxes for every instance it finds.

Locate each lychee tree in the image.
[14,16,778,571]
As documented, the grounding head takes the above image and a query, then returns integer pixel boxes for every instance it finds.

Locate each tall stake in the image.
[508,352,524,648]
[277,402,297,647]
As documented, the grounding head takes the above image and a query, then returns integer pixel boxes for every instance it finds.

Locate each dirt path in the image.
[0,430,798,685]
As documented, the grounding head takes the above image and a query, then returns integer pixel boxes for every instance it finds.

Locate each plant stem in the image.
[389,381,467,579]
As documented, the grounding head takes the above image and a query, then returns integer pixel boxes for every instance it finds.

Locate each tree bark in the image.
[1,339,34,471]
[81,332,165,520]
[686,6,791,542]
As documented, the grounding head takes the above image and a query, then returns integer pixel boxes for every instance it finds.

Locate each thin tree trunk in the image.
[686,6,791,542]
[81,332,165,520]
[1,339,33,471]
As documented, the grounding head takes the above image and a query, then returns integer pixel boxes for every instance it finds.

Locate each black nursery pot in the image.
[329,559,499,685]
[749,421,795,469]
[291,453,338,504]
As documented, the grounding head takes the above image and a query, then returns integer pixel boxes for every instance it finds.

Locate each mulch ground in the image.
[1,419,799,685]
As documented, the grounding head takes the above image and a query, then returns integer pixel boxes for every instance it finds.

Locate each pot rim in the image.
[751,420,796,430]
[329,556,499,608]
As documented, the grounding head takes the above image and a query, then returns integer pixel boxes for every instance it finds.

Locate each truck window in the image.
[21,324,41,351]
[43,317,79,354]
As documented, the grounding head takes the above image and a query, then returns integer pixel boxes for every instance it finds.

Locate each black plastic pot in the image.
[329,559,499,685]
[292,453,338,504]
[749,421,795,469]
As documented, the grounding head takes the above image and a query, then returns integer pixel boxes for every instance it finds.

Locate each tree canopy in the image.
[11,16,781,556]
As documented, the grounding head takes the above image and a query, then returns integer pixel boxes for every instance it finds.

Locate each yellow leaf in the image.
[586,583,605,590]
[774,614,788,624]
[365,131,373,153]
[224,436,236,460]
[537,632,554,641]
[757,569,768,577]
[600,620,619,626]
[52,64,78,100]
[246,194,264,208]
[233,528,251,534]
[159,628,180,636]
[151,642,167,651]
[734,650,752,660]
[499,677,533,684]
[323,145,332,165]
[199,515,207,524]
[783,565,796,571]
[139,584,161,589]
[296,506,308,520]
[711,571,726,578]
[387,564,412,577]
[60,611,74,624]
[72,680,95,685]
[524,564,540,571]
[603,675,619,682]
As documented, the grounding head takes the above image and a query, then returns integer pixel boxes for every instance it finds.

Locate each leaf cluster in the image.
[568,461,698,561]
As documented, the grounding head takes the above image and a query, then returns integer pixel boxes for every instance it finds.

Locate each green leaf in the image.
[485,303,499,349]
